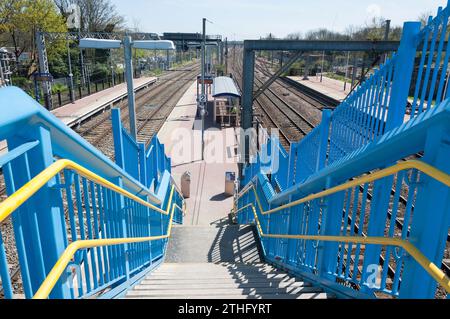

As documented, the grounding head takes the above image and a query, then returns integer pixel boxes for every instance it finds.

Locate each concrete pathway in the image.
[157,81,239,226]
[288,75,350,101]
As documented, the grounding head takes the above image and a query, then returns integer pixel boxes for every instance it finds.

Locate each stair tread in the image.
[135,281,310,290]
[140,277,303,283]
[128,286,324,296]
[125,293,332,299]
[146,273,289,280]
[125,223,332,299]
[149,271,291,276]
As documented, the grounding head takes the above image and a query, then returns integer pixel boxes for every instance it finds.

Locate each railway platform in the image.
[157,81,238,225]
[0,76,157,155]
[52,76,157,128]
[286,75,350,102]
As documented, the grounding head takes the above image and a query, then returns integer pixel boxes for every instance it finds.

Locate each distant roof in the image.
[212,76,240,98]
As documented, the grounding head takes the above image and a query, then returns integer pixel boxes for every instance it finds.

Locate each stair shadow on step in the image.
[209,217,231,227]
[207,225,263,263]
[222,264,327,299]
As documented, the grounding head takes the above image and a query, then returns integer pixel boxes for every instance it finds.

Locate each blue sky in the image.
[111,0,448,40]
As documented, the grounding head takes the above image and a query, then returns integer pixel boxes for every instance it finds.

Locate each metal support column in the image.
[225,37,228,75]
[166,50,170,69]
[110,49,115,86]
[36,32,53,109]
[201,18,206,161]
[124,36,138,140]
[240,48,255,175]
[78,32,86,87]
[66,37,75,103]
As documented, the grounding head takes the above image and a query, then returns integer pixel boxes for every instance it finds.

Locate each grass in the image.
[52,83,69,94]
[323,72,352,83]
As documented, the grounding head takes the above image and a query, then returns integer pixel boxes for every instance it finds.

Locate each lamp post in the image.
[67,37,75,103]
[80,37,175,141]
[201,18,206,161]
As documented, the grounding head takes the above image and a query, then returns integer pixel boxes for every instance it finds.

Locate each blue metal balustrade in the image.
[237,2,450,299]
[244,2,450,186]
[0,87,183,299]
[237,95,450,299]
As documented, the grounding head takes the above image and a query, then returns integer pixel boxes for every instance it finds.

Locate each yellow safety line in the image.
[236,160,450,216]
[0,159,171,224]
[33,186,180,299]
[233,160,450,294]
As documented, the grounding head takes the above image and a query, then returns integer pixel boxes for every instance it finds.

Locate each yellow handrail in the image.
[234,160,450,294]
[238,203,450,294]
[0,159,171,224]
[33,185,179,299]
[237,160,450,216]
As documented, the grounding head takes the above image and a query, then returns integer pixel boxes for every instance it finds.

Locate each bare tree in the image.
[53,0,124,32]
[304,28,350,41]
[418,11,433,27]
[286,32,302,40]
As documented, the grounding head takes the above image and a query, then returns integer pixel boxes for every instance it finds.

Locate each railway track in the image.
[76,63,200,159]
[232,56,318,150]
[256,59,340,109]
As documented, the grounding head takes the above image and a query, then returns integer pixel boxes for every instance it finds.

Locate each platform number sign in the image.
[199,94,207,103]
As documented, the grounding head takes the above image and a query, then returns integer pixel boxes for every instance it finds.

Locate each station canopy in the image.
[212,76,241,99]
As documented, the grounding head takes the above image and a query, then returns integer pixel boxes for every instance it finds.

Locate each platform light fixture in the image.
[200,18,214,161]
[79,37,175,141]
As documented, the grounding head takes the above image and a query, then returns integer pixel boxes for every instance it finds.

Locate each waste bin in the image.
[181,172,191,198]
[225,172,236,196]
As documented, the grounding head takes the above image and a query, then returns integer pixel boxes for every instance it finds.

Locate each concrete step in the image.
[152,268,285,275]
[147,273,294,280]
[125,292,332,299]
[127,286,324,297]
[126,262,333,299]
[155,262,277,272]
[165,225,262,263]
[141,277,301,284]
[134,281,311,290]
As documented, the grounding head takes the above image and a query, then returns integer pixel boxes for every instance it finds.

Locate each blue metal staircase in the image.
[236,3,450,299]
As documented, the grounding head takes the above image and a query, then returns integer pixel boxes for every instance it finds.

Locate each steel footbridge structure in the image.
[0,3,450,300]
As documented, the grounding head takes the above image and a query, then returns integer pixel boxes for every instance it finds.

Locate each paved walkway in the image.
[52,76,157,127]
[157,82,239,226]
[288,75,351,102]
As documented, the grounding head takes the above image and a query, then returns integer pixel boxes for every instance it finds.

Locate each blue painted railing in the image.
[244,2,450,186]
[411,4,450,117]
[0,87,182,299]
[238,3,450,299]
[237,99,450,299]
[112,109,171,192]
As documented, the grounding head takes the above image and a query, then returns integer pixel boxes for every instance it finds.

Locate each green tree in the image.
[0,0,67,76]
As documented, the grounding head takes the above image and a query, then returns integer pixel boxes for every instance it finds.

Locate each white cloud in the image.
[366,3,382,19]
